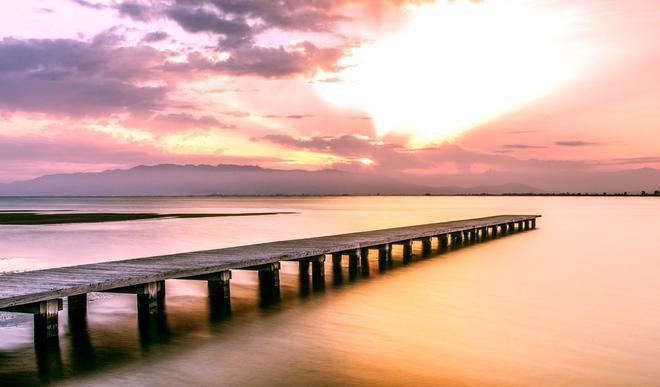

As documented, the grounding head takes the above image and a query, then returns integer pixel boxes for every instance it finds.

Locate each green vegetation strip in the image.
[0,212,295,225]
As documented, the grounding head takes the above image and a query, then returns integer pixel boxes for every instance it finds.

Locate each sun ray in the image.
[316,0,587,145]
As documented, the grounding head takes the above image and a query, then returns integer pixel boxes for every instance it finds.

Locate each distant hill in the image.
[0,164,544,196]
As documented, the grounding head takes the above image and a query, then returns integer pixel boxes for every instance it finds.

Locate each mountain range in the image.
[0,164,543,196]
[1,163,659,196]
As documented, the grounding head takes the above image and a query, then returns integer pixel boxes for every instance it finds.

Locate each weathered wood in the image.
[0,215,540,309]
[3,299,65,340]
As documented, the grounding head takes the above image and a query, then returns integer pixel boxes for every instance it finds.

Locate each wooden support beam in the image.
[378,243,392,262]
[206,271,231,301]
[138,281,165,316]
[348,249,360,271]
[332,253,342,268]
[239,262,281,271]
[299,260,310,276]
[310,255,325,290]
[359,249,370,275]
[402,240,413,262]
[104,281,166,316]
[450,232,461,246]
[360,248,370,260]
[439,234,449,248]
[421,236,432,256]
[258,268,281,305]
[531,219,536,229]
[377,244,391,271]
[67,294,87,313]
[2,299,63,340]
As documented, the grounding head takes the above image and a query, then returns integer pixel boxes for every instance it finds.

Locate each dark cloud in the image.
[0,37,170,116]
[116,1,154,21]
[168,40,344,78]
[141,31,170,43]
[165,6,254,48]
[555,140,598,147]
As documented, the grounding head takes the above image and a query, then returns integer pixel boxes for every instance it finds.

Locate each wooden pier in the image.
[0,215,539,341]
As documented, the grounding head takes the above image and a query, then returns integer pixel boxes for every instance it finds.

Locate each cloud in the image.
[116,1,154,21]
[0,37,170,116]
[165,6,254,48]
[70,0,107,10]
[262,114,315,119]
[610,157,660,165]
[147,113,236,132]
[141,31,170,43]
[259,133,424,170]
[222,110,252,118]
[555,140,598,147]
[501,144,546,149]
[168,41,345,78]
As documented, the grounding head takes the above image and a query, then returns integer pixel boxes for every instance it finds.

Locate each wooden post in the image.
[311,255,325,290]
[531,218,536,228]
[137,281,166,316]
[332,253,342,268]
[67,294,87,340]
[421,237,432,256]
[0,299,66,342]
[66,293,93,371]
[360,248,370,261]
[207,271,231,302]
[451,232,460,246]
[254,263,280,305]
[348,249,360,271]
[439,234,448,248]
[402,240,413,263]
[378,244,390,271]
[299,260,310,276]
[360,249,370,275]
[33,300,63,341]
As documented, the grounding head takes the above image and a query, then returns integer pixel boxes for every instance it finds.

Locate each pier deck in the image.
[0,214,539,340]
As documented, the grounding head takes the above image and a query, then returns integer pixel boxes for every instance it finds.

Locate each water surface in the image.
[1,196,659,386]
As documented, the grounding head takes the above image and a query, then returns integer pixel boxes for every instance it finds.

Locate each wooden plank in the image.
[0,215,539,308]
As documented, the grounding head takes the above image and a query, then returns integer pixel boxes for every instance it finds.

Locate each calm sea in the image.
[1,196,659,386]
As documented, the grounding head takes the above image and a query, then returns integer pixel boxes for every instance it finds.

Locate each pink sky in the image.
[0,0,658,186]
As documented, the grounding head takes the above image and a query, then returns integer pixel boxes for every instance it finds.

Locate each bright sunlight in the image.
[316,0,586,144]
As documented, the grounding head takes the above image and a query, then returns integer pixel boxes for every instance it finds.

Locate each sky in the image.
[0,0,658,187]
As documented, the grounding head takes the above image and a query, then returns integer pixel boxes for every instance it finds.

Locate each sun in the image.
[316,0,586,145]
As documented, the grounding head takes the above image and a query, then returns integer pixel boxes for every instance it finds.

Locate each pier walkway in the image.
[0,214,539,341]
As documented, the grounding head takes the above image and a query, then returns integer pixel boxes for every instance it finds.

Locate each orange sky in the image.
[0,0,658,184]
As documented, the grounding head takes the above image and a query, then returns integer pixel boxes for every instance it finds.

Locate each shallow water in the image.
[1,196,659,386]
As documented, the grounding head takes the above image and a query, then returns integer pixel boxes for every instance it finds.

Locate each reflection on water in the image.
[2,196,660,386]
[1,238,470,385]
